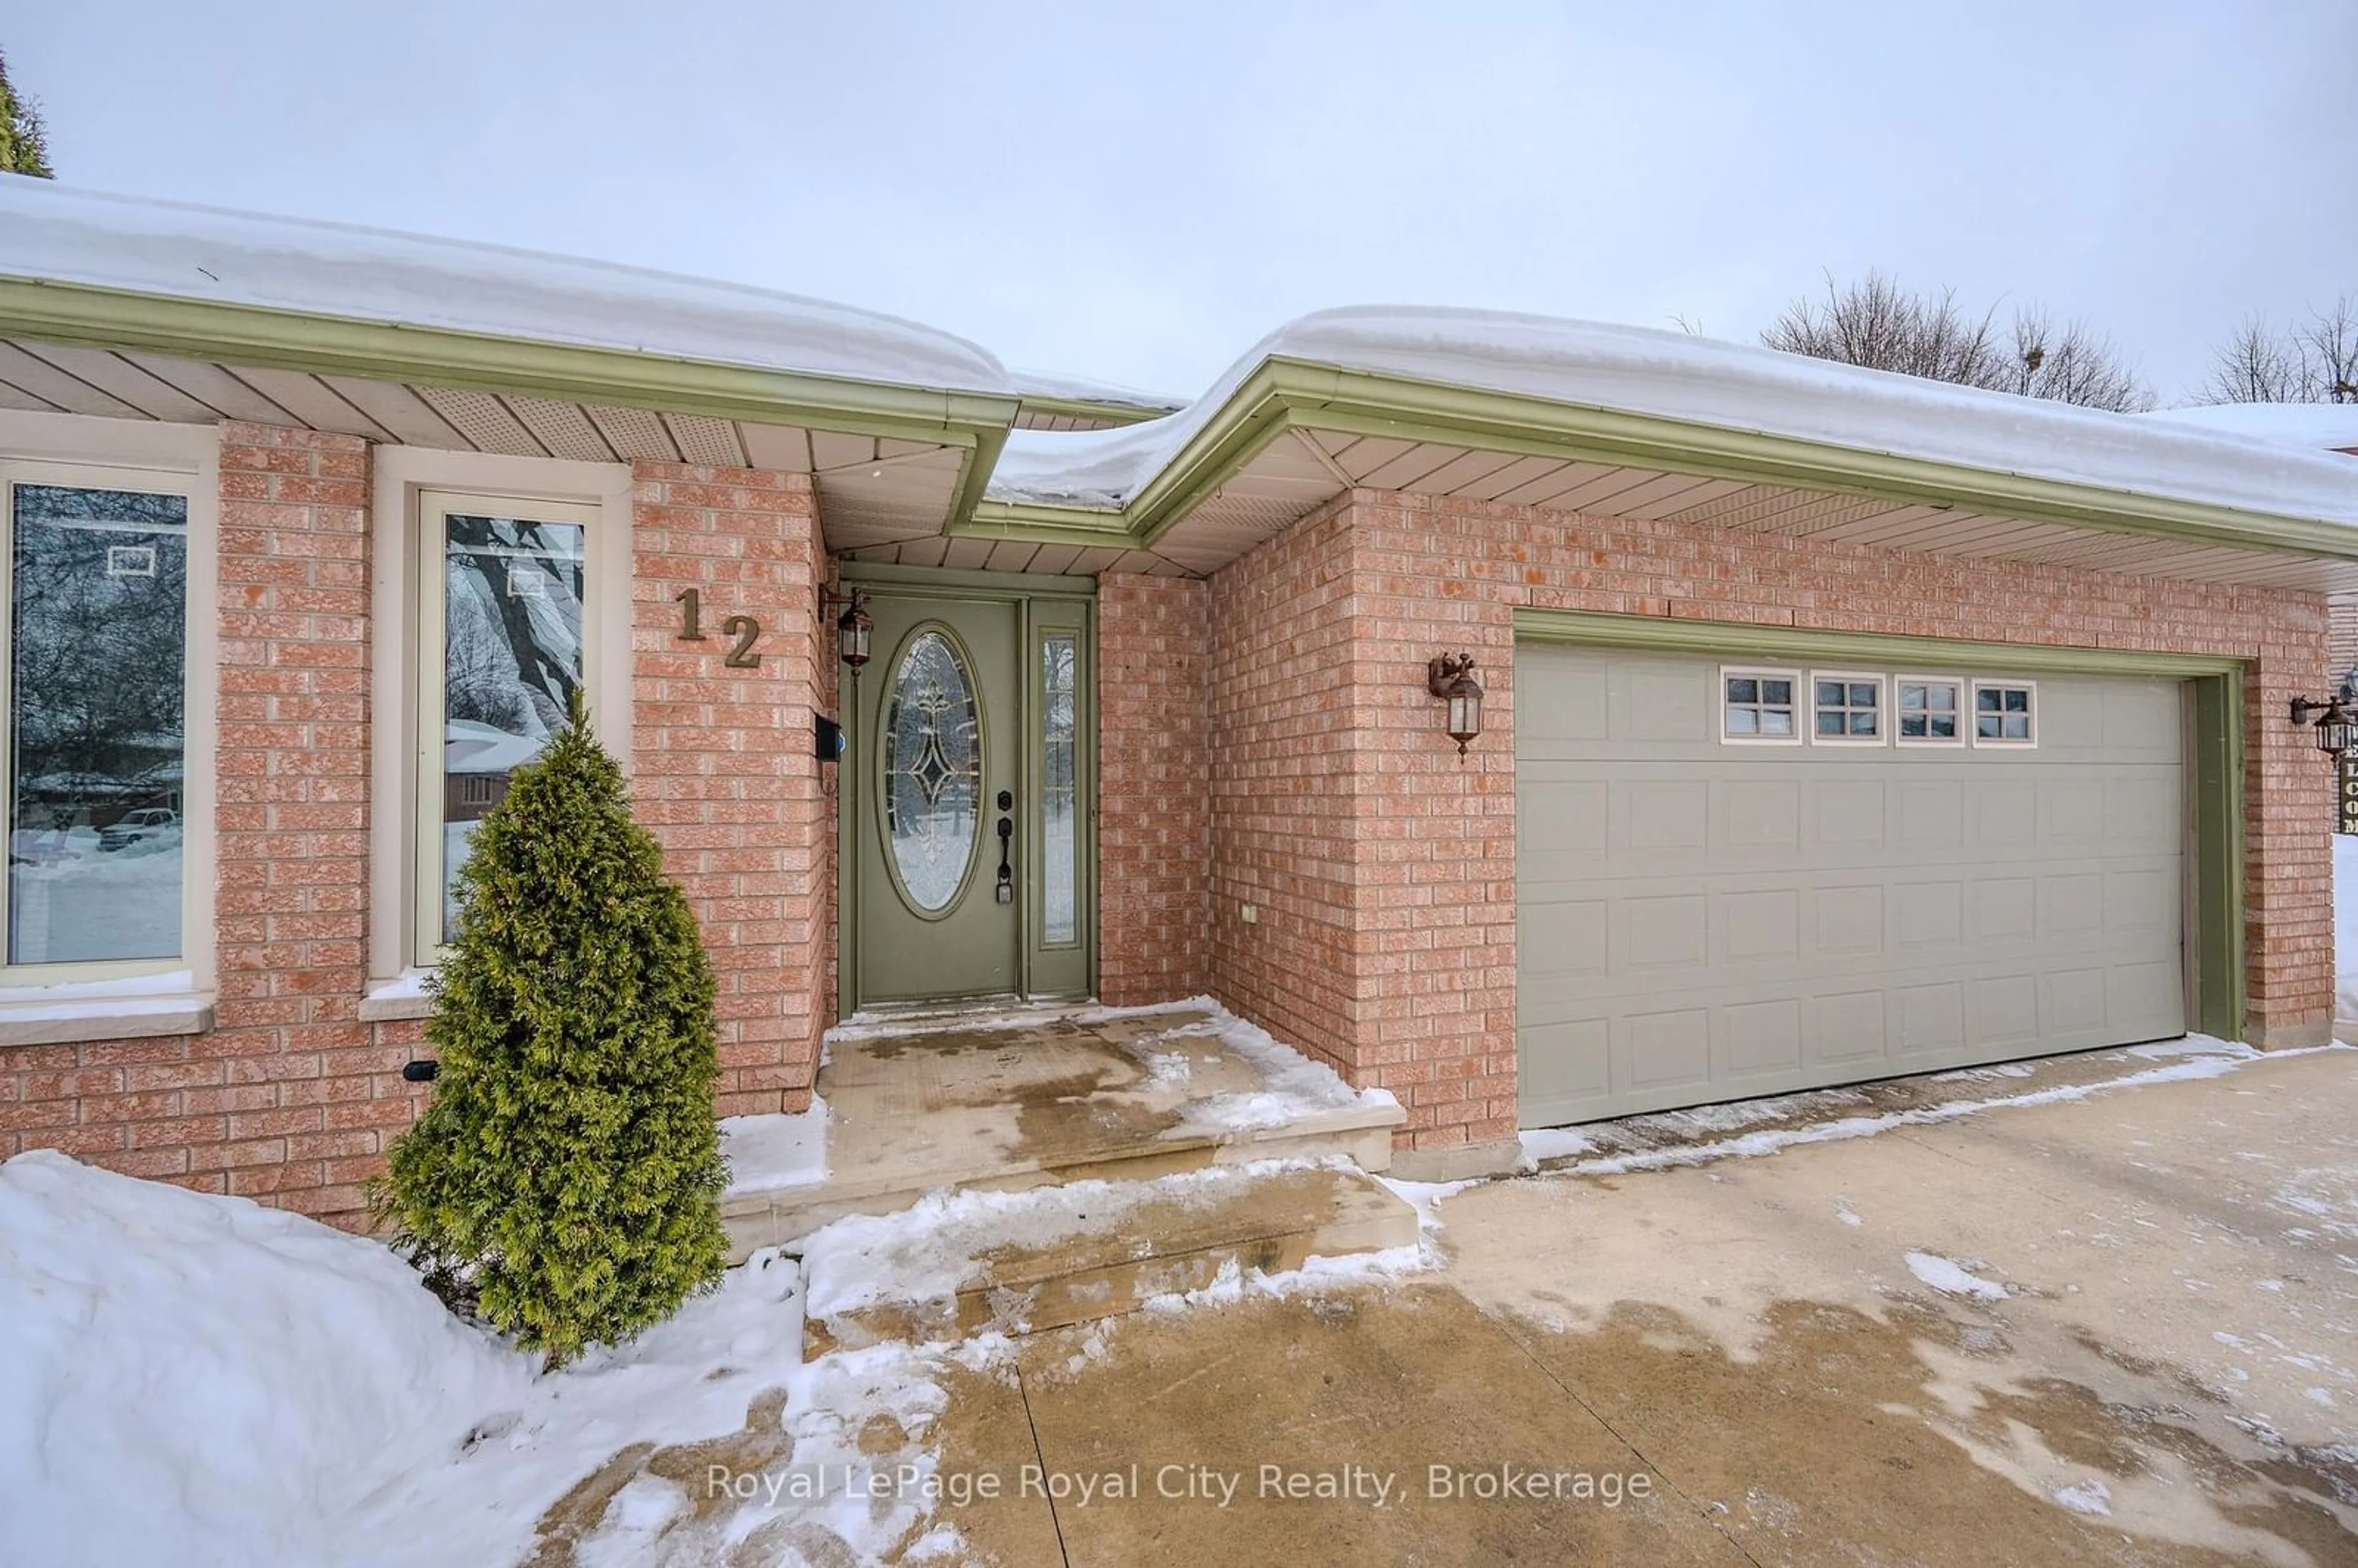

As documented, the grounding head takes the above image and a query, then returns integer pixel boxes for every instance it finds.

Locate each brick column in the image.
[629,462,827,1115]
[1097,574,1212,1004]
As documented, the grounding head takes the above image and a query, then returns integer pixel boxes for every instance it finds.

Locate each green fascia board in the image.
[957,498,1133,547]
[1016,393,1172,427]
[0,276,1022,449]
[1511,605,2249,678]
[1117,357,2358,564]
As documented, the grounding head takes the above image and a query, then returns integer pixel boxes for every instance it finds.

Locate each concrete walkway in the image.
[923,1046,2358,1566]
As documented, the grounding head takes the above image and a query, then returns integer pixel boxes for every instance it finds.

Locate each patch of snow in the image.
[1835,1198,1864,1227]
[1143,1050,1193,1090]
[364,969,434,1006]
[1143,1004,1399,1132]
[989,308,2358,528]
[1535,1036,2341,1181]
[801,1157,1376,1325]
[1008,366,1183,413]
[1379,1175,1473,1267]
[719,1097,829,1197]
[1905,1251,2009,1302]
[2053,1478,2112,1516]
[1517,1126,1598,1165]
[0,176,1010,397]
[2306,1387,2338,1408]
[2139,402,2358,456]
[0,1149,534,1567]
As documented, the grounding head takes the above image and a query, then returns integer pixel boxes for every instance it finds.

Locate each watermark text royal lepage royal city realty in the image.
[707,1462,1656,1510]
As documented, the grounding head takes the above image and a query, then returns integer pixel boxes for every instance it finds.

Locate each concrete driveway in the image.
[925,1046,2358,1567]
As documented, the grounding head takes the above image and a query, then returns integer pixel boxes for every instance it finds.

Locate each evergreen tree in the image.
[374,691,727,1367]
[0,50,54,178]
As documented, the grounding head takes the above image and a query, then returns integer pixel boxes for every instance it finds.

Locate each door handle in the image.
[995,813,1014,904]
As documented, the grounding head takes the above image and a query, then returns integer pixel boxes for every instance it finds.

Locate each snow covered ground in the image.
[0,1151,1004,1567]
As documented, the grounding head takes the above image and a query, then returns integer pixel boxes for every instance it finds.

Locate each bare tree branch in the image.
[2197,299,2358,404]
[1764,271,2152,411]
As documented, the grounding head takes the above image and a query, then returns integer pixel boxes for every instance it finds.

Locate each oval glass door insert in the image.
[882,628,982,912]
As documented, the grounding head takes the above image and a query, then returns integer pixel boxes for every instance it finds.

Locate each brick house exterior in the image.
[3,182,2354,1217]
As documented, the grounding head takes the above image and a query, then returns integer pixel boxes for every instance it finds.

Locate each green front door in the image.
[846,583,1091,1008]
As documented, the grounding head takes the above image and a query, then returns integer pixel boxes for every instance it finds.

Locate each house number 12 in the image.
[674,588,762,668]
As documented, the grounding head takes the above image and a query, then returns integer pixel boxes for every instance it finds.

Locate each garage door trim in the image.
[1512,606,2246,1045]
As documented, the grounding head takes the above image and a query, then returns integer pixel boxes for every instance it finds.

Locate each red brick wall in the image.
[2,424,425,1224]
[1096,574,1212,1004]
[1203,503,1368,1069]
[6,432,836,1229]
[628,462,829,1116]
[1204,487,2334,1157]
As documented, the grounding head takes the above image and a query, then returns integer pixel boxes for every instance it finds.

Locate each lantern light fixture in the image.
[1427,653,1484,761]
[819,586,871,674]
[2290,694,2357,758]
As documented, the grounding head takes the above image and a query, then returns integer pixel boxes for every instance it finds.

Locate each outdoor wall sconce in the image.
[2290,695,2357,758]
[818,586,872,674]
[1428,653,1484,760]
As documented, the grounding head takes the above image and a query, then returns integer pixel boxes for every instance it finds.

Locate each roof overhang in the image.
[0,276,1021,540]
[883,357,2358,589]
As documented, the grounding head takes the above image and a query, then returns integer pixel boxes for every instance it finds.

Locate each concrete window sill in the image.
[0,994,216,1049]
[359,972,436,1023]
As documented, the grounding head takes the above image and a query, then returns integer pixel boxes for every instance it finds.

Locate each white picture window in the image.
[1895,676,1965,745]
[1722,668,1802,743]
[1972,680,2037,745]
[1811,672,1885,744]
[0,460,195,978]
[415,489,601,966]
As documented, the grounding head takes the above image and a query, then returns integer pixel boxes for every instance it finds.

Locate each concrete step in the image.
[719,1001,1406,1263]
[796,1161,1419,1359]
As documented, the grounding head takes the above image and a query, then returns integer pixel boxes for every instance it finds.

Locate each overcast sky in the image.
[12,2,2356,406]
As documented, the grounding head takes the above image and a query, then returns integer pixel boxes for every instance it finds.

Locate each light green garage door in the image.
[1517,646,2187,1127]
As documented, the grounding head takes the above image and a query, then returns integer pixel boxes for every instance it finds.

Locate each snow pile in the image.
[1904,1251,2009,1302]
[720,1095,829,1197]
[989,307,2358,527]
[0,1151,1016,1566]
[0,1150,535,1568]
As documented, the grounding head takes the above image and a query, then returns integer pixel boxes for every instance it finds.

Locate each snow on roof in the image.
[4,180,2349,530]
[1008,366,1183,413]
[2136,402,2358,456]
[0,176,1013,397]
[989,306,2358,527]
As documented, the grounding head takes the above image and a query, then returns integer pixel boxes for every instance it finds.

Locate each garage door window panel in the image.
[1973,681,2037,746]
[1812,672,1886,745]
[1896,677,1964,745]
[1722,668,1801,744]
